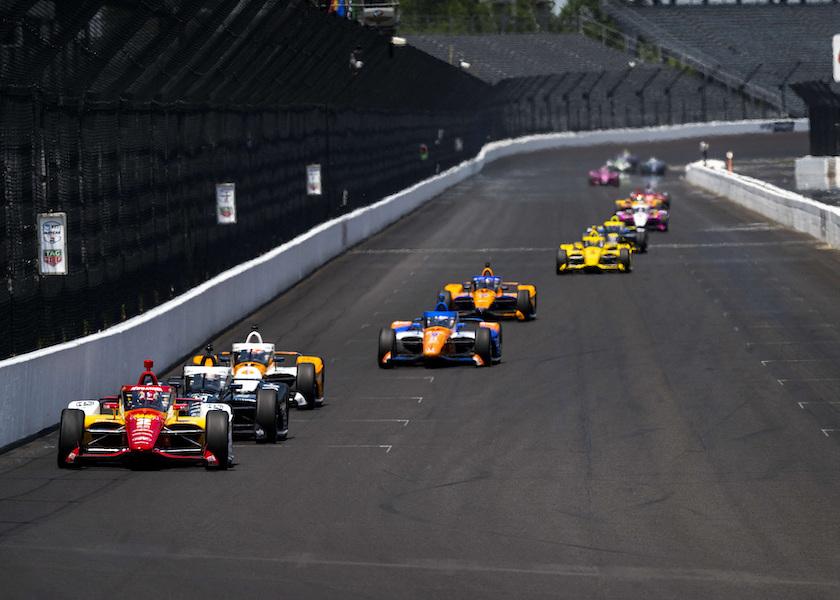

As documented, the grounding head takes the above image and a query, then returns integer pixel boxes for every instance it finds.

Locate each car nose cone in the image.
[126,411,164,451]
[422,328,450,357]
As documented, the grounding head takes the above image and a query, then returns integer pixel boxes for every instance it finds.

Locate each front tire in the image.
[516,289,535,321]
[57,408,84,469]
[378,328,396,369]
[474,327,493,367]
[256,387,279,443]
[296,362,318,410]
[619,248,632,273]
[637,229,648,253]
[205,410,229,469]
[556,249,568,275]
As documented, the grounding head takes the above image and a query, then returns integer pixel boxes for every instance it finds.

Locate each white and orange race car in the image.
[221,328,325,410]
[441,265,536,321]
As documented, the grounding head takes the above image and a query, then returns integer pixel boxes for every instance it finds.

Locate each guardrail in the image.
[0,118,808,451]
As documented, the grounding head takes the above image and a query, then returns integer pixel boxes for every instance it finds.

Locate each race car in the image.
[441,264,536,321]
[640,157,667,176]
[616,199,669,232]
[588,165,620,186]
[57,360,232,470]
[378,302,502,368]
[615,188,670,211]
[608,150,639,173]
[556,230,632,274]
[596,216,648,253]
[170,346,290,443]
[220,328,325,410]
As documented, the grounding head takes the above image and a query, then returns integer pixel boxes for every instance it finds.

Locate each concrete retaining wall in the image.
[686,159,840,250]
[0,118,808,449]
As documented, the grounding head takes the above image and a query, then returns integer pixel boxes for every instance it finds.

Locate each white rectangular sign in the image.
[834,34,840,83]
[307,164,322,196]
[216,182,236,224]
[38,212,68,275]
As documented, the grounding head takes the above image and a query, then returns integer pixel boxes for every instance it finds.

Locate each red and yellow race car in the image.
[440,264,536,321]
[57,360,232,470]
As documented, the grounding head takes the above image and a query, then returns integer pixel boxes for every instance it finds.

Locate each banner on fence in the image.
[307,164,322,195]
[38,212,68,275]
[216,183,237,224]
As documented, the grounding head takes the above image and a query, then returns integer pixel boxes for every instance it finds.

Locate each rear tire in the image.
[474,327,493,367]
[296,362,318,410]
[256,387,278,443]
[378,328,396,369]
[516,289,534,321]
[57,408,84,469]
[556,249,567,275]
[619,248,632,273]
[205,410,229,469]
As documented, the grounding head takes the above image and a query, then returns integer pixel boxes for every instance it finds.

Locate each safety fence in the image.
[488,68,776,139]
[0,92,487,358]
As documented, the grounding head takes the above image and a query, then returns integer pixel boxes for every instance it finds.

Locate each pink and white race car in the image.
[588,165,620,187]
[616,201,669,232]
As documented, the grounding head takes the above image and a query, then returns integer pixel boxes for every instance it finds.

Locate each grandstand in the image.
[603,1,840,115]
[407,33,636,84]
[407,32,774,137]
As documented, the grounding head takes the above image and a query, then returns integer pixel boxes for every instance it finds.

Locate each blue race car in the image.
[378,302,502,368]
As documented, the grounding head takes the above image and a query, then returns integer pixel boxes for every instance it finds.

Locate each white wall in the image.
[0,118,808,449]
[686,159,840,250]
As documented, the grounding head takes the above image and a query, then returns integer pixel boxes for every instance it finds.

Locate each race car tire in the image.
[475,327,493,367]
[57,408,85,469]
[556,249,568,275]
[296,362,318,410]
[517,289,535,321]
[205,409,229,470]
[256,387,279,443]
[276,383,290,440]
[439,290,452,310]
[463,321,480,332]
[378,328,396,369]
[637,229,648,253]
[619,248,632,273]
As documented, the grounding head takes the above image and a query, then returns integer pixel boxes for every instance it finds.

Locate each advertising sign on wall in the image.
[38,212,68,275]
[307,164,322,196]
[834,34,840,83]
[216,182,237,224]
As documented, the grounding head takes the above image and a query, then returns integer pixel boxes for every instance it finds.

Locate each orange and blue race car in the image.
[378,301,502,368]
[441,264,536,321]
[57,360,232,470]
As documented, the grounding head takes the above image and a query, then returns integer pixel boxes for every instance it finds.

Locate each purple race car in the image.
[588,165,620,187]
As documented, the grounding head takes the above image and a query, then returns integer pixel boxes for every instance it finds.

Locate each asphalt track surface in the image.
[4,131,840,599]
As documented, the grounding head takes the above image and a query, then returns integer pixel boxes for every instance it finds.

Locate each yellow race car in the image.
[441,264,536,321]
[556,229,632,274]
